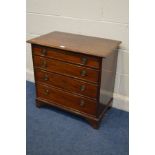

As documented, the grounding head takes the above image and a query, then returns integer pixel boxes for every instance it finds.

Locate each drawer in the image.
[33,55,99,83]
[35,69,98,98]
[32,45,100,69]
[36,84,97,115]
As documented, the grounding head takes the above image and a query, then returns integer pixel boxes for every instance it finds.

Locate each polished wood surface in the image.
[27,31,121,57]
[36,98,113,129]
[35,69,98,98]
[33,55,99,83]
[36,83,97,115]
[28,31,121,129]
[32,44,100,69]
[100,51,119,106]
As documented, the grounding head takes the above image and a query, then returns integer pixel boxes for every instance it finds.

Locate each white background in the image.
[0,0,155,155]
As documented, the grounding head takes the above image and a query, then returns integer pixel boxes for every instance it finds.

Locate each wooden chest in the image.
[27,31,121,129]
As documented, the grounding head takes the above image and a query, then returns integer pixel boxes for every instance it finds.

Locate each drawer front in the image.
[32,45,100,69]
[36,84,97,115]
[33,55,99,83]
[35,69,98,98]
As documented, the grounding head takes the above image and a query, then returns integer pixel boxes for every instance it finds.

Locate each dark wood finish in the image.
[32,44,100,69]
[35,98,113,129]
[85,118,100,129]
[27,31,121,129]
[85,98,113,129]
[36,83,97,115]
[33,55,99,83]
[27,31,121,57]
[100,51,119,106]
[34,68,98,99]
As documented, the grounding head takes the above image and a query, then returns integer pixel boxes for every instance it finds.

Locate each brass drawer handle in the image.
[41,48,47,56]
[80,100,85,107]
[80,85,85,91]
[80,70,87,77]
[41,60,47,68]
[81,57,88,65]
[43,74,49,81]
[44,89,49,95]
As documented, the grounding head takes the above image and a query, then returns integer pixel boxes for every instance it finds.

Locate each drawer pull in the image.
[44,89,49,95]
[80,100,85,107]
[80,85,85,91]
[80,70,87,77]
[81,57,88,65]
[41,60,47,68]
[43,74,49,81]
[41,48,47,56]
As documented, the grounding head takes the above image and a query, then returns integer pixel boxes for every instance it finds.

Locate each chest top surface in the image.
[27,31,121,57]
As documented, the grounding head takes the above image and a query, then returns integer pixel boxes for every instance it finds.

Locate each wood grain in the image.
[36,83,97,115]
[35,68,98,99]
[33,55,99,83]
[27,31,120,128]
[27,31,121,57]
[32,44,101,69]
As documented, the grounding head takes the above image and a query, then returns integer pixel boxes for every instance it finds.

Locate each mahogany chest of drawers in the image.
[27,31,121,129]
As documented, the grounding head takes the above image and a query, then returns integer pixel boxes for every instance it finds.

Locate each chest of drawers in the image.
[27,31,121,129]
